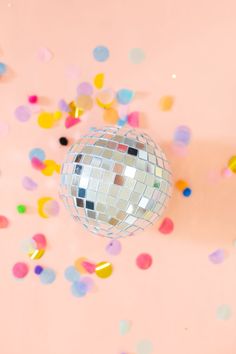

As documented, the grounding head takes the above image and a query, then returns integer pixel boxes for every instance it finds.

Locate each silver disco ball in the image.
[60,126,172,238]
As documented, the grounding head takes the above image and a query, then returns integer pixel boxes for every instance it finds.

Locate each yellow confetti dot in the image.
[74,257,88,274]
[228,156,236,173]
[53,111,62,121]
[95,261,113,278]
[159,96,174,111]
[96,89,114,109]
[94,73,104,89]
[103,108,119,124]
[38,197,52,218]
[175,180,188,191]
[77,95,93,111]
[41,160,57,176]
[28,248,45,260]
[38,112,55,129]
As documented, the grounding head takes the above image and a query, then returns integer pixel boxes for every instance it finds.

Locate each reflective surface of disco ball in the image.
[60,126,172,238]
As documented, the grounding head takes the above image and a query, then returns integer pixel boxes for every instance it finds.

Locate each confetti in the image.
[127,111,139,127]
[175,179,188,191]
[95,261,113,278]
[34,265,43,275]
[65,116,81,128]
[28,95,38,104]
[38,112,55,129]
[183,187,192,197]
[228,156,236,173]
[96,88,115,108]
[209,249,225,264]
[0,215,9,228]
[29,148,45,162]
[0,62,7,75]
[28,248,45,260]
[41,160,58,176]
[136,253,152,270]
[37,47,53,62]
[14,105,31,122]
[12,262,29,279]
[82,260,96,274]
[158,217,174,234]
[77,95,93,111]
[22,176,38,191]
[116,89,134,105]
[59,137,68,146]
[129,48,145,64]
[174,126,191,146]
[32,233,47,250]
[136,340,153,354]
[94,73,104,89]
[106,239,122,256]
[77,82,93,96]
[17,204,26,214]
[31,157,46,171]
[93,45,110,62]
[39,268,56,284]
[64,266,80,282]
[38,197,53,218]
[159,96,174,111]
[82,276,95,292]
[74,257,89,274]
[71,280,88,297]
[103,108,119,124]
[216,305,232,320]
[119,320,132,336]
[58,99,69,112]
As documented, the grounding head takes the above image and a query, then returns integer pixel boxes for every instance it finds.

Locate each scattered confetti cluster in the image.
[175,179,192,197]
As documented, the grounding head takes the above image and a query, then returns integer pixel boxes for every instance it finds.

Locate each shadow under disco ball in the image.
[59,126,172,238]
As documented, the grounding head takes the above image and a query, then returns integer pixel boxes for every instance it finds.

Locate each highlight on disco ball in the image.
[59,126,172,238]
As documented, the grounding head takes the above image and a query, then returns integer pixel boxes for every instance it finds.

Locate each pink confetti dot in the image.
[22,176,38,191]
[32,234,47,250]
[12,262,29,278]
[0,215,9,229]
[127,111,139,127]
[136,253,153,270]
[158,217,174,234]
[209,249,225,264]
[28,95,38,104]
[31,157,46,170]
[82,261,96,274]
[65,116,80,128]
[14,105,31,122]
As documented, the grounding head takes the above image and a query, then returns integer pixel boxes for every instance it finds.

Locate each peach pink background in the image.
[1,0,236,353]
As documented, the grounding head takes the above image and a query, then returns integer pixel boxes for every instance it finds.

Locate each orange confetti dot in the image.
[159,96,174,111]
[103,108,119,124]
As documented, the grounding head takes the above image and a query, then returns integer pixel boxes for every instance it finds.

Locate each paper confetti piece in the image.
[34,265,43,275]
[208,249,225,264]
[95,261,113,278]
[228,156,236,173]
[106,239,122,256]
[31,157,46,171]
[216,305,232,320]
[64,266,80,282]
[116,89,134,105]
[32,234,47,250]
[22,176,38,191]
[74,257,89,274]
[71,281,88,297]
[41,160,58,176]
[77,95,93,111]
[129,48,145,64]
[82,277,95,292]
[0,62,7,75]
[93,45,110,62]
[82,261,96,274]
[119,320,132,336]
[103,108,119,124]
[39,268,56,284]
[12,262,29,279]
[37,197,53,218]
[58,99,69,112]
[0,215,9,229]
[65,116,81,128]
[77,82,93,96]
[174,126,191,146]
[136,253,153,270]
[28,248,45,260]
[127,111,139,127]
[43,199,60,217]
[159,96,174,111]
[15,105,31,122]
[29,148,45,162]
[38,112,55,128]
[158,217,174,234]
[94,73,104,89]
[96,88,115,108]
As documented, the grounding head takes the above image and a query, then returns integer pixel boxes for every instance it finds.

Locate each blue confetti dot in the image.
[64,266,80,282]
[117,117,128,127]
[29,148,45,162]
[0,62,7,75]
[39,268,56,285]
[71,281,87,297]
[34,265,43,275]
[183,187,192,197]
[93,46,110,62]
[116,89,134,105]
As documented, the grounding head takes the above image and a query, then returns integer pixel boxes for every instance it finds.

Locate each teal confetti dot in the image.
[64,266,80,282]
[39,268,56,285]
[29,148,45,161]
[217,305,232,320]
[129,48,145,64]
[116,89,134,105]
[0,63,7,75]
[93,46,109,62]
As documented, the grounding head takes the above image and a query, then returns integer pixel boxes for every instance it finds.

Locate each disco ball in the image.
[59,126,172,238]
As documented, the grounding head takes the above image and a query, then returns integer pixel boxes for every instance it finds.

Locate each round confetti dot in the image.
[183,187,192,197]
[158,217,174,234]
[106,239,122,256]
[93,45,110,62]
[174,126,191,146]
[58,99,69,112]
[12,262,29,279]
[22,176,38,191]
[82,276,95,292]
[0,215,9,228]
[103,108,119,124]
[59,137,68,146]
[228,156,236,173]
[77,95,93,111]
[82,260,96,274]
[34,265,43,275]
[216,305,232,320]
[39,268,56,284]
[136,340,153,354]
[38,112,55,129]
[95,261,113,279]
[32,233,47,250]
[31,157,46,170]
[119,320,132,336]
[29,148,45,162]
[136,253,152,270]
[175,179,188,191]
[159,96,174,111]
[77,82,93,96]
[28,95,38,104]
[127,111,139,127]
[94,73,104,89]
[71,280,88,297]
[209,249,225,264]
[17,204,26,214]
[0,62,7,75]
[43,199,60,217]
[74,257,89,274]
[129,48,145,64]
[64,266,80,282]
[14,105,31,122]
[116,89,134,105]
